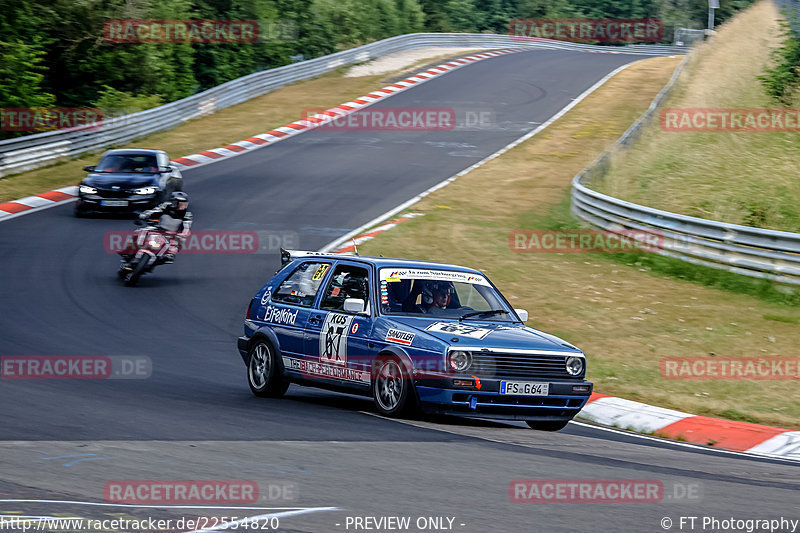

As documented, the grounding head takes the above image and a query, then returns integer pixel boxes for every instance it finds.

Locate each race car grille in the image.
[469,352,571,379]
[95,187,135,198]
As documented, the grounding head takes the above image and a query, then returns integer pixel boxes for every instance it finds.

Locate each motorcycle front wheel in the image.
[124,257,148,286]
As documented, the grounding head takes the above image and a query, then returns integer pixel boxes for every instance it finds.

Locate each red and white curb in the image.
[0,49,522,222]
[0,186,78,221]
[579,393,800,461]
[332,213,423,253]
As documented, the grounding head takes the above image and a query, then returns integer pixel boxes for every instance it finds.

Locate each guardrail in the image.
[0,33,686,178]
[571,54,800,286]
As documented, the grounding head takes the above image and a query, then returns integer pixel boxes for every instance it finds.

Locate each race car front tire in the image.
[526,420,570,431]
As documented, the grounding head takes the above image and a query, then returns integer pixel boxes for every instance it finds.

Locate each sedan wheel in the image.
[247,340,288,398]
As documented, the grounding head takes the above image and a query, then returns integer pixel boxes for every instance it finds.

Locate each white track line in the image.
[0,499,309,510]
[319,59,641,252]
[358,412,800,465]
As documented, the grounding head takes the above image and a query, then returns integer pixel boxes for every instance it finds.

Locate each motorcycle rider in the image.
[138,191,192,263]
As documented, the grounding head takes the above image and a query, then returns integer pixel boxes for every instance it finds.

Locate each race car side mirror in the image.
[159,166,172,173]
[343,298,365,313]
[83,165,95,172]
[515,309,529,322]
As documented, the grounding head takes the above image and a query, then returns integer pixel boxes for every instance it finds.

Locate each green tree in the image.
[395,0,426,34]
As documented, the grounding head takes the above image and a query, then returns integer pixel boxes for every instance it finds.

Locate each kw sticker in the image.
[319,313,353,364]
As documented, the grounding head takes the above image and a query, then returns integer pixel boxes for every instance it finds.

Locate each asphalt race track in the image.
[1,48,798,532]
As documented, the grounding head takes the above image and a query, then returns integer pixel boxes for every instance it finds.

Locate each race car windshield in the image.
[379,268,515,321]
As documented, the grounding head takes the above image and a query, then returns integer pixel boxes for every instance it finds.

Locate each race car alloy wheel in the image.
[373,356,413,416]
[247,340,288,398]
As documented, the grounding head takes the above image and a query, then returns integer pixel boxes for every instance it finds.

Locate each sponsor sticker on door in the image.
[385,329,415,346]
[319,313,353,364]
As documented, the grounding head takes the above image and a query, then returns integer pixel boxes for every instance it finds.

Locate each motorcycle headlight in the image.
[79,185,97,195]
[134,187,158,195]
[566,356,584,376]
[448,350,471,372]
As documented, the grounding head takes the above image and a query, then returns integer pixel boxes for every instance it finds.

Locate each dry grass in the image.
[0,50,486,203]
[594,0,800,232]
[357,53,800,430]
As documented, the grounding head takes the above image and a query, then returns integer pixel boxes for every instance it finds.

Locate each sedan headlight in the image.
[566,356,584,376]
[134,186,158,195]
[79,185,97,195]
[447,350,471,372]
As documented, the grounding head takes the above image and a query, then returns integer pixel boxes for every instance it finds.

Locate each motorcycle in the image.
[117,219,181,286]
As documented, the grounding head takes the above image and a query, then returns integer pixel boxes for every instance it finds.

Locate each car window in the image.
[320,265,370,313]
[272,262,331,307]
[96,154,158,173]
[379,267,513,321]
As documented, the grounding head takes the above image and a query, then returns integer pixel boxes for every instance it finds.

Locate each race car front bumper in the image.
[414,377,593,421]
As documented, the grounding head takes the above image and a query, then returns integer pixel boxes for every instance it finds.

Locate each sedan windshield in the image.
[379,268,515,321]
[95,154,158,173]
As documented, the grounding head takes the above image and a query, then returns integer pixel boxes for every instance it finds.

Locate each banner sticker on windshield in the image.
[380,268,490,286]
[426,322,492,339]
[312,264,330,281]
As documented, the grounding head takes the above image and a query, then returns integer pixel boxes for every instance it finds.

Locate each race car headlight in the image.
[448,350,471,372]
[566,356,584,376]
[134,186,158,195]
[79,185,97,195]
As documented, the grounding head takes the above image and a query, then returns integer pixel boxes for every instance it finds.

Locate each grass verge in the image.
[356,51,800,430]
[593,0,800,233]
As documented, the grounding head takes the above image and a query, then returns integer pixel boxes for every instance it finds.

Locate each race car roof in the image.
[281,249,484,275]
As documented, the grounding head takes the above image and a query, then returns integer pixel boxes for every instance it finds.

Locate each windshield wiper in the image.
[459,309,509,321]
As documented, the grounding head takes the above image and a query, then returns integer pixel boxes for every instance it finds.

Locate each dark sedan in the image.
[75,149,183,216]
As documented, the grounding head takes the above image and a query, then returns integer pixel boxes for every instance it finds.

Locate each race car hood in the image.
[387,316,582,353]
[83,173,158,188]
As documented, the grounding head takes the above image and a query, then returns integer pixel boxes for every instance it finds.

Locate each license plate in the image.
[100,200,128,207]
[500,381,549,396]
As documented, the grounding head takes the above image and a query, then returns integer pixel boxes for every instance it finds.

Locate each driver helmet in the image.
[422,281,453,307]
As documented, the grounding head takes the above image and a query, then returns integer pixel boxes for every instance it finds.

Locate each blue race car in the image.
[237,250,593,431]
